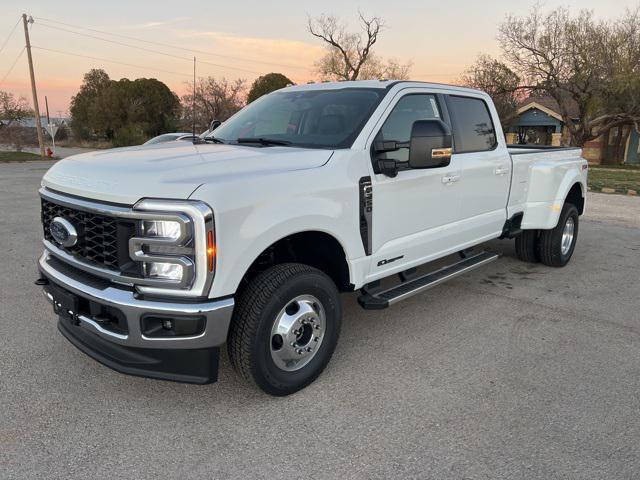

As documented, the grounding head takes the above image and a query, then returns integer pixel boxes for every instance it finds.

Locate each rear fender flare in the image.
[521,169,584,230]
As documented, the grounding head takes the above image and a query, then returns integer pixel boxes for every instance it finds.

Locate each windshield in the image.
[210,88,385,149]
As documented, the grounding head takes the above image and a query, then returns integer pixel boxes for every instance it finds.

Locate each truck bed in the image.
[506,144,587,230]
[507,144,583,155]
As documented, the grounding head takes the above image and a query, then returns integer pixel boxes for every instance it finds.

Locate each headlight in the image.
[145,261,184,281]
[128,199,215,298]
[143,220,182,239]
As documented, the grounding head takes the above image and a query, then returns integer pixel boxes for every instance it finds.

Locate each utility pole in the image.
[45,96,50,124]
[22,14,45,159]
[192,56,196,139]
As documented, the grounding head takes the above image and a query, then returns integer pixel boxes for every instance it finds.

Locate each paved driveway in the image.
[1,161,639,479]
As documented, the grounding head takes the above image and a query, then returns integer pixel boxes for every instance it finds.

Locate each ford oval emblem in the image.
[50,217,78,247]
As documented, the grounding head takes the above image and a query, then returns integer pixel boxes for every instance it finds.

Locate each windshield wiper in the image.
[195,136,225,144]
[236,137,292,146]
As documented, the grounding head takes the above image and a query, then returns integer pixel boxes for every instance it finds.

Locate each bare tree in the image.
[182,77,247,131]
[497,5,640,146]
[308,12,411,81]
[0,91,33,151]
[0,91,32,126]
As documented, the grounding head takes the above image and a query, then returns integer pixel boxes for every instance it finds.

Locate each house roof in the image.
[518,95,580,120]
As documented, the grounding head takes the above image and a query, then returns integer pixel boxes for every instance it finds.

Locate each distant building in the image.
[0,116,69,129]
[507,96,639,165]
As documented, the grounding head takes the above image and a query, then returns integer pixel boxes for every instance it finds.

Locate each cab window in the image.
[375,94,441,162]
[446,95,497,153]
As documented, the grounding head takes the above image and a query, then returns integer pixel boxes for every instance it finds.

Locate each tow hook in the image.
[34,277,49,286]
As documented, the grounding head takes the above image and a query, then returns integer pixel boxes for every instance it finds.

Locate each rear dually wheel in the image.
[538,203,579,267]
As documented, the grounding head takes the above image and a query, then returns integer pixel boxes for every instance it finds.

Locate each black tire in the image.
[227,263,342,396]
[515,230,540,263]
[538,203,579,267]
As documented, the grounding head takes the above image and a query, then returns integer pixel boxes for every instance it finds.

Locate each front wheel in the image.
[227,263,342,396]
[538,203,579,267]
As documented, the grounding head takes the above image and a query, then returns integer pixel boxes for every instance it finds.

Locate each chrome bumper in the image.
[38,251,234,350]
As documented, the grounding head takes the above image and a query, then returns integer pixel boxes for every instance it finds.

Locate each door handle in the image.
[441,174,460,184]
[494,166,510,175]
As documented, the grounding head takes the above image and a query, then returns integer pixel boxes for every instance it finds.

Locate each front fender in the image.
[203,189,362,298]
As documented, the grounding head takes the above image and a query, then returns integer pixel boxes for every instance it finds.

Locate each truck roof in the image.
[282,80,485,96]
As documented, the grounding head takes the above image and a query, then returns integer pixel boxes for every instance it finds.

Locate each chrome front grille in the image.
[39,188,215,298]
[41,198,134,271]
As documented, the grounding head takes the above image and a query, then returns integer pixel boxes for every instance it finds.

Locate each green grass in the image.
[588,163,640,170]
[0,151,48,162]
[588,166,640,194]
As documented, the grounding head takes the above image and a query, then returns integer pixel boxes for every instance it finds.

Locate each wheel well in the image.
[239,231,352,293]
[565,183,584,215]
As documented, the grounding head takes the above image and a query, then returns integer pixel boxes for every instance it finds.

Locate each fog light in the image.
[143,220,181,239]
[145,262,184,281]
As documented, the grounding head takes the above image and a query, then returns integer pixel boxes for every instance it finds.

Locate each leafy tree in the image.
[247,73,293,103]
[69,69,111,139]
[308,12,411,81]
[181,77,246,132]
[460,55,522,130]
[494,6,640,146]
[70,70,181,144]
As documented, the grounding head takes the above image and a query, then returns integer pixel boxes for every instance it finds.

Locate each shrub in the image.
[112,124,145,147]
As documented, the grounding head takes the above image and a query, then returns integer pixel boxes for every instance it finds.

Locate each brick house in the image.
[506,96,640,165]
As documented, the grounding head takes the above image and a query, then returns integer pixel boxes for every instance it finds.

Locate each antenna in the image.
[192,56,196,142]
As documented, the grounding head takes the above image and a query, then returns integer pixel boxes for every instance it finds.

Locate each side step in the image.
[357,251,499,310]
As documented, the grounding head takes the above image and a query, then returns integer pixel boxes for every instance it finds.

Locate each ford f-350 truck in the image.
[37,80,587,395]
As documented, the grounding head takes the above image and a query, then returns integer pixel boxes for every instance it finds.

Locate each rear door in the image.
[444,94,511,240]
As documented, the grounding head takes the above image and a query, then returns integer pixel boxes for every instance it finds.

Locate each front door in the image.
[366,90,464,281]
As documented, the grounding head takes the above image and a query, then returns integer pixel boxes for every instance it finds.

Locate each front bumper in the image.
[38,251,235,384]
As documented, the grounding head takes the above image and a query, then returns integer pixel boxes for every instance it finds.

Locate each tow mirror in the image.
[408,119,453,169]
[209,120,221,132]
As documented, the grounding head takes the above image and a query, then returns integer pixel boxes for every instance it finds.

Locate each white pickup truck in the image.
[37,80,587,395]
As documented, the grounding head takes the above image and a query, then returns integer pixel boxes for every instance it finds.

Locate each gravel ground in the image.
[1,161,640,480]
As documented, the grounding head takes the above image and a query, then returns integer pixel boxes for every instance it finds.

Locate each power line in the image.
[0,46,25,87]
[0,17,21,56]
[31,45,193,78]
[34,16,311,72]
[35,21,262,75]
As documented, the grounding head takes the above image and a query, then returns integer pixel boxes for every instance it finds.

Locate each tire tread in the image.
[227,263,332,392]
[538,203,579,267]
[515,230,539,263]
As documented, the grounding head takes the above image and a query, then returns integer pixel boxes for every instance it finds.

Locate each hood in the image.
[41,141,333,205]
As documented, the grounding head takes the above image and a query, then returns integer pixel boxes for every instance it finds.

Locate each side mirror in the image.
[408,119,453,169]
[209,120,221,132]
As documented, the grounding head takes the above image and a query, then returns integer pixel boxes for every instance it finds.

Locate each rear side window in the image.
[447,96,496,153]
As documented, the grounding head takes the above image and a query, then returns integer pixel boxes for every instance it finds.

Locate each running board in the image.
[357,251,499,310]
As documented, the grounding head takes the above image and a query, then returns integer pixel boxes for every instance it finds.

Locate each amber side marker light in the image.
[207,230,215,272]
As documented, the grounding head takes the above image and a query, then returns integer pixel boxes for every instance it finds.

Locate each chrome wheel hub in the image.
[270,295,326,372]
[561,217,575,255]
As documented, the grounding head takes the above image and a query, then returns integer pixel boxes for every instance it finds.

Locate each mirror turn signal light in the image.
[431,147,452,159]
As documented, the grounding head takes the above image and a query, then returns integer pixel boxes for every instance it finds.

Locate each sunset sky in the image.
[1,0,636,116]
